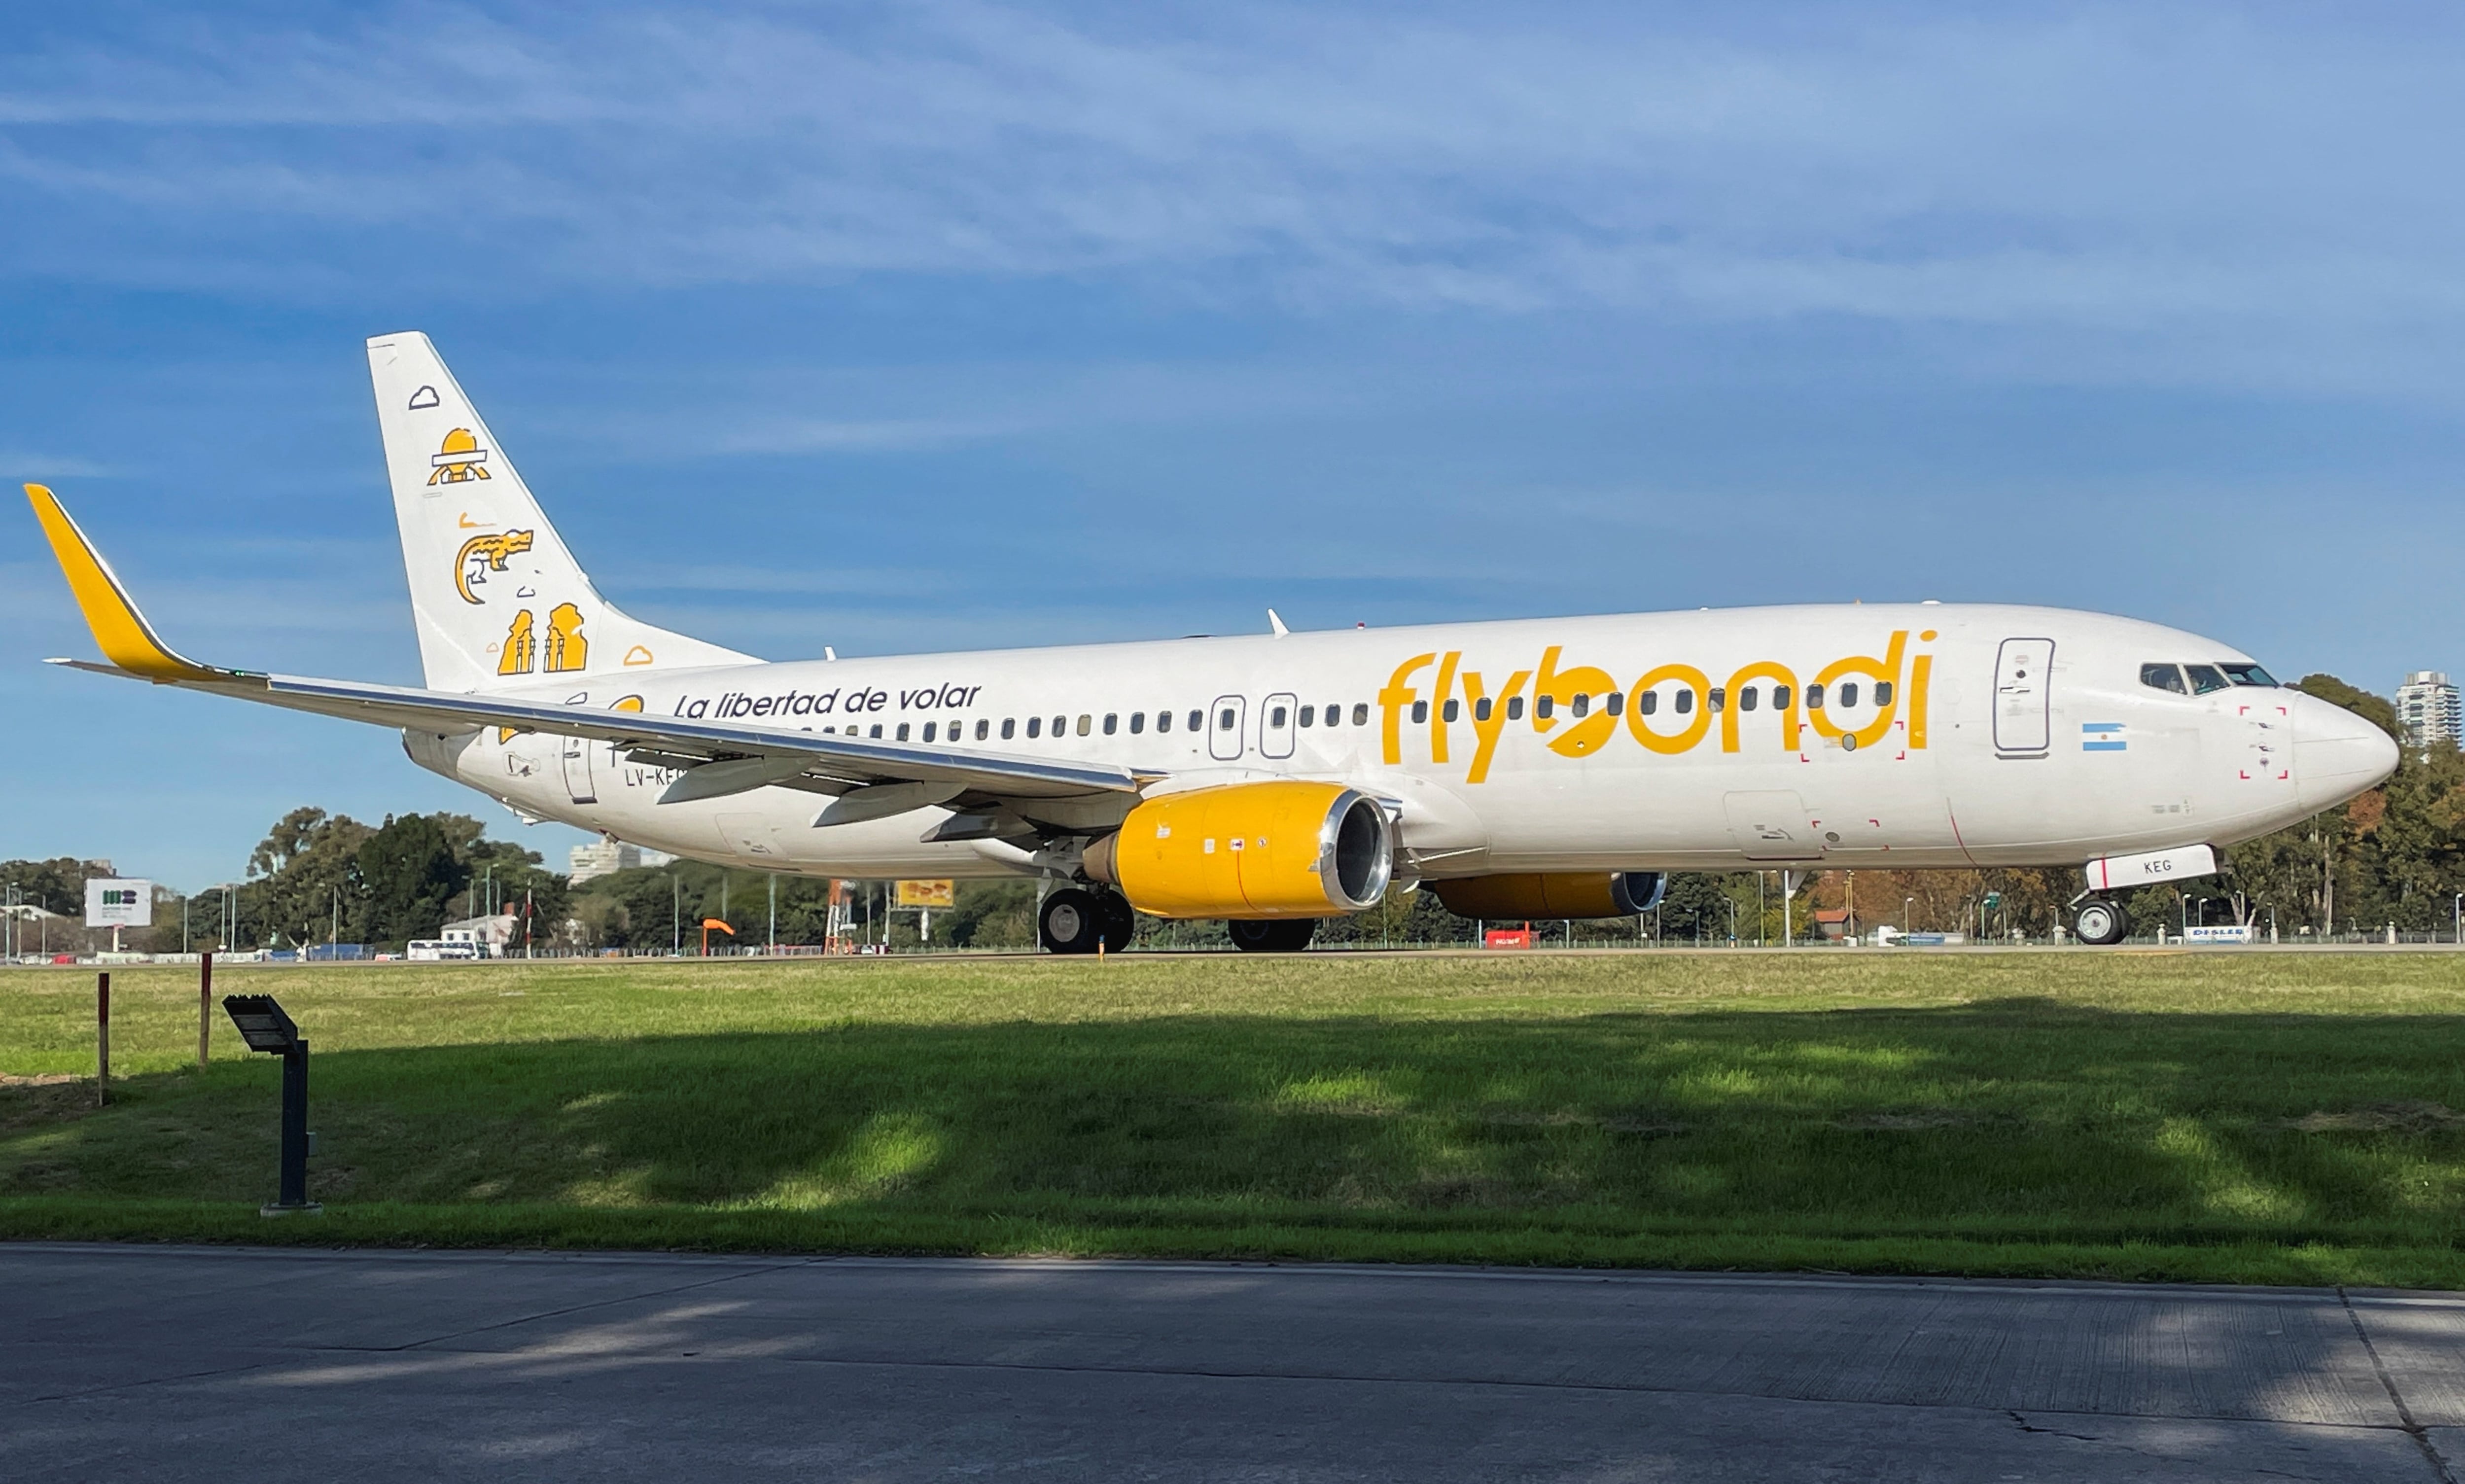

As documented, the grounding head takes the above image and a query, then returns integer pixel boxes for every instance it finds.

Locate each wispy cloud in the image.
[3,452,117,479]
[5,2,2463,348]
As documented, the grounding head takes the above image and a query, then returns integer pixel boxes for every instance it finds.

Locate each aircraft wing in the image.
[27,484,1149,804]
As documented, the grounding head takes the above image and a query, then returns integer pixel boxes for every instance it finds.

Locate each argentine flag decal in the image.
[2082,722,2127,752]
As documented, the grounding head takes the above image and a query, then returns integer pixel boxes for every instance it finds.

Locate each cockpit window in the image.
[2184,664,2232,695]
[2219,662,2277,687]
[2140,663,2187,695]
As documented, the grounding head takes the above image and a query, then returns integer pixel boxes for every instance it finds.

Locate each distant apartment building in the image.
[568,840,672,884]
[2396,671,2462,751]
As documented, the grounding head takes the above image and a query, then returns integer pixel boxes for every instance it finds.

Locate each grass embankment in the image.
[3,952,2463,1285]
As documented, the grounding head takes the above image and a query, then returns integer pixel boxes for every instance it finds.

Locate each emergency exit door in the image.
[1993,638,2054,755]
[1208,695,1247,761]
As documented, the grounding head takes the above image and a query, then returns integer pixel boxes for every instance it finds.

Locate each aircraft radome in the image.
[26,333,2398,951]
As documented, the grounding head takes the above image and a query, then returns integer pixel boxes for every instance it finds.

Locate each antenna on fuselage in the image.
[1267,609,1289,637]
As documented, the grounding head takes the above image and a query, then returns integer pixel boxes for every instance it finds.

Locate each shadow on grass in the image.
[6,998,2465,1280]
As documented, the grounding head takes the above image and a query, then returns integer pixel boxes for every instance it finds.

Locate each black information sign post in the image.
[222,995,320,1216]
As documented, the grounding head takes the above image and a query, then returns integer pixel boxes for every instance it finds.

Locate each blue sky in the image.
[5,2,2463,891]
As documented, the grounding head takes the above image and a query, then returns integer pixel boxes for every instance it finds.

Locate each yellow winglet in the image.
[25,483,233,682]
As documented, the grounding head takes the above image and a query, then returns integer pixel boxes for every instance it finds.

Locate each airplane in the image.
[26,332,2398,952]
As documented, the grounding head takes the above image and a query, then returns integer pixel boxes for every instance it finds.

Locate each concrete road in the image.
[3,1245,2461,1482]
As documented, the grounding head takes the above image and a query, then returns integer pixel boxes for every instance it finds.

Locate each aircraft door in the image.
[561,735,597,804]
[1208,695,1247,762]
[1993,638,2054,755]
[1260,693,1298,759]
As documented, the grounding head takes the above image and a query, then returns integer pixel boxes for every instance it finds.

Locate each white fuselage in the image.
[408,602,2395,883]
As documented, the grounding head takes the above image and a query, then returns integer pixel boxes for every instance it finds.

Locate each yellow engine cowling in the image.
[1084,781,1393,919]
[1428,872,1667,920]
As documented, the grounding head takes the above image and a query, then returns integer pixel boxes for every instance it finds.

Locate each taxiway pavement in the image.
[4,1244,2461,1481]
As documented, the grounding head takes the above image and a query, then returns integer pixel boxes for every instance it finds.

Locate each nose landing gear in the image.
[2072,896,2129,946]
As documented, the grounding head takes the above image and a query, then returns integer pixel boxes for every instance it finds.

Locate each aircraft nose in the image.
[2294,693,2400,811]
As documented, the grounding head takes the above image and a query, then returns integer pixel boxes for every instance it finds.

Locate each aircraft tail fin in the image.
[365,332,754,693]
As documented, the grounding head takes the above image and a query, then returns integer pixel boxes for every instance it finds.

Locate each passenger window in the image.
[1676,690,1693,715]
[1188,710,1203,731]
[1505,697,1524,721]
[976,719,989,741]
[870,724,883,739]
[2185,664,2230,695]
[1003,718,1017,739]
[2141,663,2187,695]
[1352,704,1368,726]
[1535,695,1555,719]
[921,722,936,742]
[1443,699,1460,723]
[1606,692,1623,716]
[1130,712,1145,734]
[1299,705,1314,727]
[1027,717,1041,739]
[1077,714,1092,736]
[1739,687,1758,712]
[2220,662,2277,687]
[1218,708,1235,731]
[1103,713,1117,735]
[897,723,912,742]
[1839,682,1859,707]
[1410,700,1427,724]
[1710,688,1726,713]
[1054,715,1066,736]
[1268,706,1287,728]
[1875,682,1893,706]
[1475,697,1494,722]
[1773,685,1791,709]
[1570,694,1588,718]
[1157,710,1172,733]
[1641,691,1658,716]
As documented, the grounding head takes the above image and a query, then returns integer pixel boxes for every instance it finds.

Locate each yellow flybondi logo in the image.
[427,427,492,485]
[1380,629,1938,782]
[455,530,534,603]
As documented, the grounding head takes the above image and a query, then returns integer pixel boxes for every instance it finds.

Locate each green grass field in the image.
[4,950,2464,1286]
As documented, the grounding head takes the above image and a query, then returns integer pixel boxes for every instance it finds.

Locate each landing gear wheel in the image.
[1228,919,1317,954]
[1040,887,1104,954]
[1096,892,1137,953]
[2073,897,2129,946]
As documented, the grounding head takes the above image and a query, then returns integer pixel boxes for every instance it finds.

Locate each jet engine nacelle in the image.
[1084,781,1393,919]
[1429,871,1667,920]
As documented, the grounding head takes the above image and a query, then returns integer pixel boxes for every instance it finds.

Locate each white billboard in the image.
[84,879,153,928]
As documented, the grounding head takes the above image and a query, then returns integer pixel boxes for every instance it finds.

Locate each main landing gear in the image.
[1228,919,1317,954]
[1040,886,1136,955]
[2072,896,2130,947]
